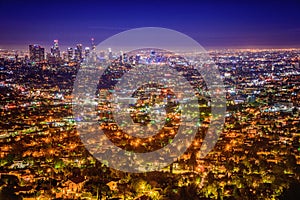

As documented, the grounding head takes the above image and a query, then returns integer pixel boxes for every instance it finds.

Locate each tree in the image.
[179,183,201,200]
[188,151,197,172]
[278,180,300,200]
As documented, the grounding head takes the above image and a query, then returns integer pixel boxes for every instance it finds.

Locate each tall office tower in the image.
[84,47,90,59]
[74,44,83,61]
[47,52,56,64]
[91,38,97,62]
[123,53,128,62]
[67,47,73,62]
[135,54,141,63]
[51,40,60,58]
[74,48,80,61]
[108,48,113,60]
[91,38,96,51]
[62,51,67,62]
[29,44,45,62]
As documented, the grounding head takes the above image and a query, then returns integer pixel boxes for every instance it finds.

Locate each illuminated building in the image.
[29,44,45,62]
[108,48,113,60]
[91,38,96,51]
[51,39,60,58]
[135,54,141,63]
[62,51,67,62]
[74,44,83,62]
[67,47,73,62]
[84,47,90,58]
[91,38,97,62]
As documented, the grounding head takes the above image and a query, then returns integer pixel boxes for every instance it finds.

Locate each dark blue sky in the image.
[1,0,300,50]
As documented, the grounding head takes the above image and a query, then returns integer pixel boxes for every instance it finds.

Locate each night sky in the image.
[1,0,300,50]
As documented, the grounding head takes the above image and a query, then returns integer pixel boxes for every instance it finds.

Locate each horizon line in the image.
[1,44,300,52]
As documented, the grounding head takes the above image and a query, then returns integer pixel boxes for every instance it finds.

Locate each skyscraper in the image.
[62,51,67,62]
[84,47,90,59]
[91,38,96,52]
[91,38,97,62]
[108,48,113,60]
[51,40,60,58]
[29,44,45,62]
[67,47,73,62]
[74,44,83,62]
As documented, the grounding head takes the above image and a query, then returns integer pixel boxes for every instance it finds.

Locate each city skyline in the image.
[1,0,300,50]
